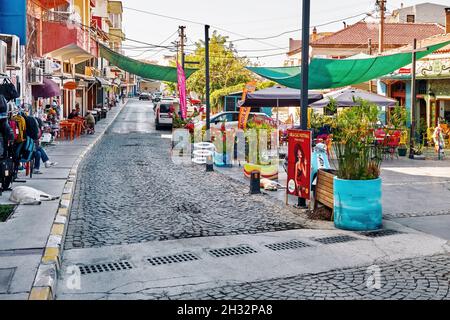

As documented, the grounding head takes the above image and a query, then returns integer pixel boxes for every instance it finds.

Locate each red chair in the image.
[385,135,401,159]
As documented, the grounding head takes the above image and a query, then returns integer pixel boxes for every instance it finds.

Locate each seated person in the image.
[68,109,78,119]
[85,112,95,134]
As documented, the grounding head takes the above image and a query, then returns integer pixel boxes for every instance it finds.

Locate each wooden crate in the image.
[315,169,336,211]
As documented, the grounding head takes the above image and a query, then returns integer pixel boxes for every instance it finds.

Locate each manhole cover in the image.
[358,229,403,238]
[147,253,199,266]
[265,240,311,251]
[0,268,15,294]
[207,245,257,258]
[312,235,359,245]
[78,261,133,275]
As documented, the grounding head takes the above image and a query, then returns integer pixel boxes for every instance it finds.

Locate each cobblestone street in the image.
[65,101,305,249]
[54,100,450,301]
[166,255,450,300]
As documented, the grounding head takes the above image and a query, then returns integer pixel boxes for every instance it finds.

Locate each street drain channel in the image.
[147,253,199,266]
[358,229,403,238]
[312,235,359,245]
[207,245,258,258]
[78,261,133,275]
[265,240,311,251]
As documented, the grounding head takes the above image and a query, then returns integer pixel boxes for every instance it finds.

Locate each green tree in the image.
[185,31,253,99]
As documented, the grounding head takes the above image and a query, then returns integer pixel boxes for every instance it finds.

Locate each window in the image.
[406,15,415,23]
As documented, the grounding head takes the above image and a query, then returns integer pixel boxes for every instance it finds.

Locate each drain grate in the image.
[359,229,403,238]
[207,245,257,258]
[265,240,311,251]
[78,261,133,275]
[312,235,359,245]
[147,253,199,266]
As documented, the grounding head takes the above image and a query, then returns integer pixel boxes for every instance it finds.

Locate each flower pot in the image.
[398,148,407,157]
[214,151,232,167]
[333,177,382,231]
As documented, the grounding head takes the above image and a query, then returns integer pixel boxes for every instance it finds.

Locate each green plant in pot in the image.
[398,143,407,157]
[332,98,383,231]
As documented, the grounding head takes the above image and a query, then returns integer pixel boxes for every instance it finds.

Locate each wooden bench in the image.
[315,169,336,214]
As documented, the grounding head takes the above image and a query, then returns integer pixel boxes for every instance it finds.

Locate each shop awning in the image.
[247,41,450,90]
[99,44,197,83]
[95,77,111,87]
[32,78,61,98]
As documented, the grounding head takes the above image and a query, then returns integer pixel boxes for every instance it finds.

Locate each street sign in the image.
[287,129,312,200]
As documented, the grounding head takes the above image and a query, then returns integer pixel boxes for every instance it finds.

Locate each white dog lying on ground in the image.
[9,186,60,205]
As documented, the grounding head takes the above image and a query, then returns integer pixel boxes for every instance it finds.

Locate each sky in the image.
[121,0,450,66]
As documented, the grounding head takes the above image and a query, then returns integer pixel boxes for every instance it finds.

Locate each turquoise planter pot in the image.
[333,177,382,231]
[214,152,232,167]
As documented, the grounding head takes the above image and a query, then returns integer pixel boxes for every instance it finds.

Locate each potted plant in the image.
[332,99,383,231]
[243,119,278,179]
[213,121,233,167]
[398,143,407,157]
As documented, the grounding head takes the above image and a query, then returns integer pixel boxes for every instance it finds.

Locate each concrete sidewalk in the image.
[0,102,125,300]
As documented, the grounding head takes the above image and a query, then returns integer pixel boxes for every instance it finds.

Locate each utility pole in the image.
[378,0,386,54]
[205,24,213,172]
[368,38,373,92]
[298,0,310,208]
[179,26,186,70]
[409,38,417,159]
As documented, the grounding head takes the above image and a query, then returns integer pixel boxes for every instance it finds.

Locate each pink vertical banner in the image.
[177,62,187,120]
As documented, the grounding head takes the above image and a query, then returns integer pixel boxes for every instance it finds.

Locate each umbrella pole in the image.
[277,99,279,156]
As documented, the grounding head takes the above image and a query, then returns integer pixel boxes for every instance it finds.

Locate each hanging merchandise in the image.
[0,78,19,101]
[0,94,7,117]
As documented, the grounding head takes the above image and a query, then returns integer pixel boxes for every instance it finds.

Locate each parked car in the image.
[155,99,180,130]
[139,92,150,100]
[195,111,274,130]
[152,92,163,103]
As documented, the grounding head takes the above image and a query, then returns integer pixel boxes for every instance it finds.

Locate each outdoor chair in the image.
[384,135,400,160]
[59,121,75,140]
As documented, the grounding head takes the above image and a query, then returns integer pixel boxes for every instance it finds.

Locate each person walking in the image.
[33,116,58,174]
[433,122,446,159]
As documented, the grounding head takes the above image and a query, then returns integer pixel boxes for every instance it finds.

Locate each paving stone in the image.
[165,255,450,300]
[65,106,305,249]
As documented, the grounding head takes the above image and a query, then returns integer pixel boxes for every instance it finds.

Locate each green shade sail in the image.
[247,41,450,90]
[99,44,198,83]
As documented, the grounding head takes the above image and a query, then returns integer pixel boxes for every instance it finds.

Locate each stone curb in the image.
[28,101,127,300]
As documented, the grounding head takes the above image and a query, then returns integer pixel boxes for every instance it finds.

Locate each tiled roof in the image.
[383,33,450,56]
[312,22,445,46]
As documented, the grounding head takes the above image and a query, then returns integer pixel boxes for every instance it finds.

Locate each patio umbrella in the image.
[309,87,397,108]
[32,78,61,98]
[241,86,323,107]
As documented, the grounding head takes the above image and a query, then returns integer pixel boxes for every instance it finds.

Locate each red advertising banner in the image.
[287,129,312,200]
[238,106,251,130]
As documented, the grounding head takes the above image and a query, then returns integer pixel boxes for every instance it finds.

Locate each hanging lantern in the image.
[63,81,77,90]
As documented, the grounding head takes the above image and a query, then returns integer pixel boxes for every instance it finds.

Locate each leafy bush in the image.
[332,99,383,180]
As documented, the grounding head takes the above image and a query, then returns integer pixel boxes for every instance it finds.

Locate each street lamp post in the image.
[205,24,213,172]
[409,39,417,160]
[298,0,310,208]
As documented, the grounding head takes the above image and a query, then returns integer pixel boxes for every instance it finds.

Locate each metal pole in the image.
[409,38,417,159]
[298,0,310,208]
[179,26,186,70]
[300,0,310,130]
[368,38,373,92]
[378,0,385,54]
[205,24,213,172]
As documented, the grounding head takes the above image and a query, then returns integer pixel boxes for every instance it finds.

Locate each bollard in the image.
[250,170,261,194]
[206,152,214,172]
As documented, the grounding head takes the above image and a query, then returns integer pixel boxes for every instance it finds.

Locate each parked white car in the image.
[154,99,180,130]
[195,111,273,130]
